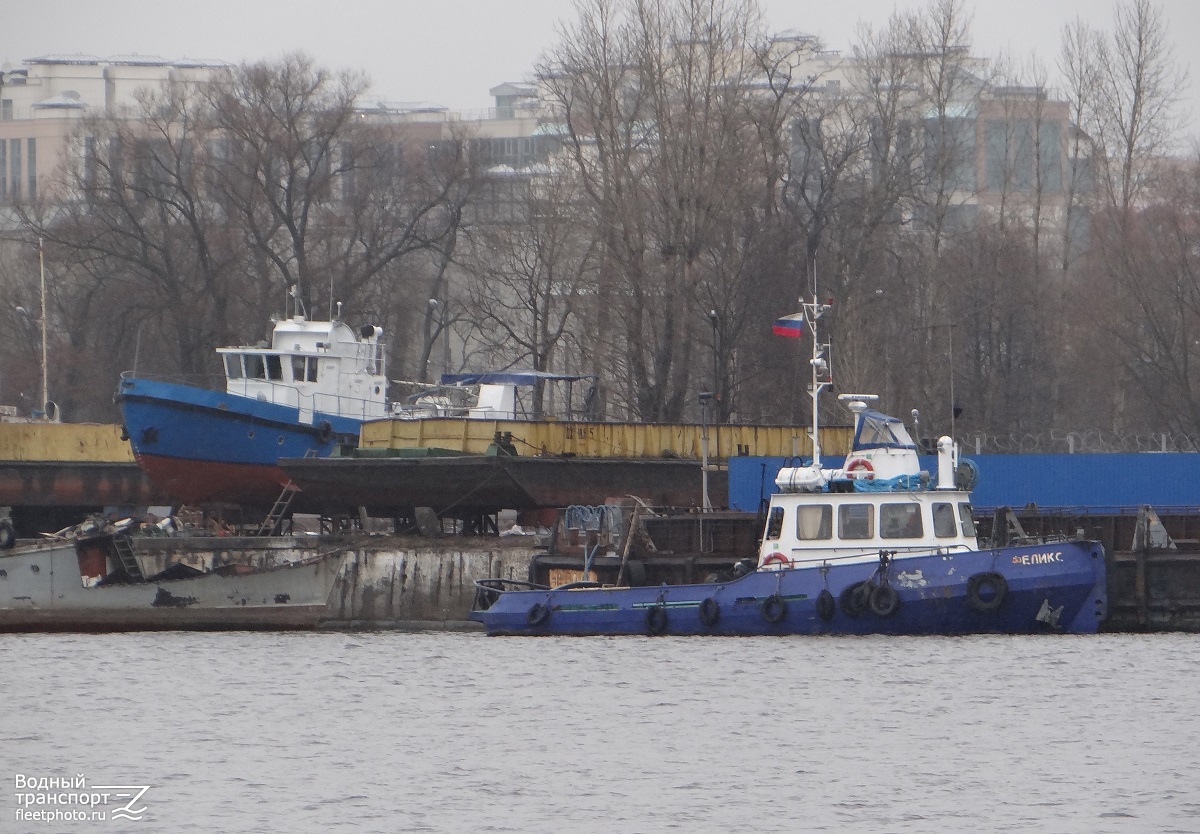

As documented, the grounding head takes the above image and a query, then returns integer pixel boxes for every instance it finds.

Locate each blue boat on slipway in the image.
[117,302,389,508]
[470,297,1108,636]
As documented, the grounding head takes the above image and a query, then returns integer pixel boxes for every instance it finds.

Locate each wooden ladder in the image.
[111,534,144,582]
[256,482,299,536]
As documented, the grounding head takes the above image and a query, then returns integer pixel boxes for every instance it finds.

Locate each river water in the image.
[2,631,1197,833]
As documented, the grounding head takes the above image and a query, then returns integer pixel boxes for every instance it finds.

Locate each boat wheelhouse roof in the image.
[440,371,596,387]
[852,409,918,452]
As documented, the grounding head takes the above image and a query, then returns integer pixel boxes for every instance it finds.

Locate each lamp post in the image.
[699,391,716,513]
[428,298,449,379]
[38,238,47,416]
[708,309,719,419]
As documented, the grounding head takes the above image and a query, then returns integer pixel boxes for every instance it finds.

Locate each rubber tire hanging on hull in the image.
[0,519,14,550]
[698,597,720,627]
[869,584,900,617]
[527,603,550,627]
[647,605,669,635]
[317,420,334,443]
[966,572,1009,612]
[761,594,788,624]
[839,581,876,617]
[816,588,836,621]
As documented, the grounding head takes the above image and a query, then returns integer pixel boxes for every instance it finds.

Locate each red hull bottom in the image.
[133,453,292,508]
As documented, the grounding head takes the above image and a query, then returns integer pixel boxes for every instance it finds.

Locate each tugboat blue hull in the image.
[470,541,1107,636]
[118,377,359,507]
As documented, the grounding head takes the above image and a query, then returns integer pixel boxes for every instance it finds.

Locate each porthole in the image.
[30,564,40,574]
[247,429,255,439]
[278,435,285,444]
[0,569,7,579]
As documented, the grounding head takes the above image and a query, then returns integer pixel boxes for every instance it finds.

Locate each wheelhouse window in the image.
[958,503,977,537]
[795,505,832,540]
[245,354,266,379]
[292,355,318,382]
[932,502,958,538]
[838,504,874,540]
[224,355,243,379]
[880,503,923,539]
[765,506,784,540]
[266,355,283,380]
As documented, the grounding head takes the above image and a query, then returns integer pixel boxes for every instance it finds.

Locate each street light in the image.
[428,297,450,379]
[698,391,717,513]
[708,309,719,416]
[38,238,48,417]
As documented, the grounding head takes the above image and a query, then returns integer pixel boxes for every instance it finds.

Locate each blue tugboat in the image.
[118,302,389,508]
[470,298,1107,636]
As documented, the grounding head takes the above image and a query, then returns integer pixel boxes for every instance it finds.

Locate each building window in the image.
[8,138,20,200]
[0,139,6,203]
[1,99,11,121]
[26,138,35,199]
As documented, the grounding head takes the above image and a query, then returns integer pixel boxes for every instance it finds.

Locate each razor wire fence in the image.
[956,429,1200,454]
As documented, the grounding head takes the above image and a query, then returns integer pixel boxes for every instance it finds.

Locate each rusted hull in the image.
[0,461,169,507]
[0,541,344,632]
[278,456,717,514]
[132,452,293,509]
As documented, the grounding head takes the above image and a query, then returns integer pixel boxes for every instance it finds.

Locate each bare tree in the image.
[457,170,600,415]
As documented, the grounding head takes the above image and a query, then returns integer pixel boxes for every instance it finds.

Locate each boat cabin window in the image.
[246,354,266,379]
[765,506,784,540]
[224,354,243,379]
[292,355,318,382]
[266,355,283,380]
[795,505,832,540]
[880,503,923,539]
[958,503,977,537]
[932,502,958,538]
[838,504,874,540]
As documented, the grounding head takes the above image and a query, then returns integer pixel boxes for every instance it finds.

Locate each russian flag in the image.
[772,313,805,339]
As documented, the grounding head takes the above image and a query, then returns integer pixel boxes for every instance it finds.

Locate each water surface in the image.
[2,632,1196,833]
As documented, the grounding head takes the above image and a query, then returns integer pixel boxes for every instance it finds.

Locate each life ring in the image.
[526,602,550,627]
[646,605,669,635]
[845,458,875,479]
[869,584,900,617]
[815,588,836,621]
[966,572,1008,612]
[698,597,720,627]
[762,552,790,569]
[317,420,334,443]
[761,593,788,623]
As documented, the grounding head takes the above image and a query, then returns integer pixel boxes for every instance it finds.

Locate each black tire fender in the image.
[317,420,334,443]
[698,597,720,627]
[646,604,669,635]
[839,582,866,617]
[761,593,787,624]
[869,584,900,617]
[815,588,836,621]
[966,572,1008,612]
[0,520,15,550]
[526,602,550,627]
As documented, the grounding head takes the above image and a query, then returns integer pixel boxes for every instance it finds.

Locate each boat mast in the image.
[803,290,832,468]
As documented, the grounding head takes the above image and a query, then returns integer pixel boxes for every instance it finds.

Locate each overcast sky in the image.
[2,0,1196,132]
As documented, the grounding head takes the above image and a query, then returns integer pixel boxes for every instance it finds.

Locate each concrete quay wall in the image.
[134,536,539,627]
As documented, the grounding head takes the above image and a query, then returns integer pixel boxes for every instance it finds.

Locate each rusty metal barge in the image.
[0,519,346,631]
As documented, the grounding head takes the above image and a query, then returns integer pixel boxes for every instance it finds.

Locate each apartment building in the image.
[0,54,228,208]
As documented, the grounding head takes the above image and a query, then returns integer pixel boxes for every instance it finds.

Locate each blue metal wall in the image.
[728,453,1200,513]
